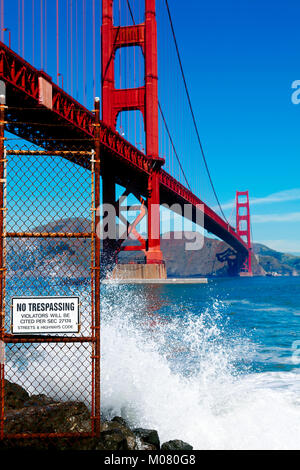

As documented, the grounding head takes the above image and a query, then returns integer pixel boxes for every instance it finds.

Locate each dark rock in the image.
[4,401,91,434]
[161,440,193,450]
[111,416,128,427]
[59,419,139,451]
[101,420,137,450]
[137,441,157,451]
[4,380,30,410]
[24,394,57,407]
[99,430,131,450]
[133,428,160,450]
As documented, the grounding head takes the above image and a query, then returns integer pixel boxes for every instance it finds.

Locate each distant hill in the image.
[252,243,300,277]
[6,217,300,278]
[160,233,265,277]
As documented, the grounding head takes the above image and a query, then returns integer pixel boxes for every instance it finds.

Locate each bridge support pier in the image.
[112,263,166,280]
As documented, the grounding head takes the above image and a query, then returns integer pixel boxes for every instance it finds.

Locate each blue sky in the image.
[1,0,300,253]
[163,0,300,253]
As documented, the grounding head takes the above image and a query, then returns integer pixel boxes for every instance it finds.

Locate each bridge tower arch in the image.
[101,0,164,268]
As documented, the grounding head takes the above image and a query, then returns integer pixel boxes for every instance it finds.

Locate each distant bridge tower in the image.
[236,191,252,275]
[101,0,165,277]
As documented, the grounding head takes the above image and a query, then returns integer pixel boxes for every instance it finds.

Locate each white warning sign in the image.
[11,296,80,335]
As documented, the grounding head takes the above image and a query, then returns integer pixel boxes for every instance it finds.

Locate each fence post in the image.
[0,81,6,440]
[94,97,101,437]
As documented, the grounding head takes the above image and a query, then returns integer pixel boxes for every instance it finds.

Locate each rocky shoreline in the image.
[0,381,193,451]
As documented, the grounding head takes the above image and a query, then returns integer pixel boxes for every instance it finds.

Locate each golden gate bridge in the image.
[0,0,252,278]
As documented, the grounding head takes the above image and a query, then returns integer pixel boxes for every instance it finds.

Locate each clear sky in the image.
[164,0,300,254]
[1,0,300,253]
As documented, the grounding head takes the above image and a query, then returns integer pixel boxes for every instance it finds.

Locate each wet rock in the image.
[133,428,160,450]
[4,401,91,434]
[111,416,128,427]
[161,440,193,450]
[60,419,139,451]
[136,439,157,451]
[99,429,130,450]
[101,420,138,450]
[4,380,29,410]
[24,394,57,407]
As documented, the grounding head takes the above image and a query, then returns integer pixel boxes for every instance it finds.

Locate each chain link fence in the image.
[0,136,100,440]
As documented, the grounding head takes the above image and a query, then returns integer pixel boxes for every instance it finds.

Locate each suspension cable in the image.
[164,0,228,222]
[158,102,191,190]
[126,0,134,23]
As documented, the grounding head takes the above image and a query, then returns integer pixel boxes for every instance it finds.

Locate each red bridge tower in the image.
[101,0,165,277]
[236,191,252,275]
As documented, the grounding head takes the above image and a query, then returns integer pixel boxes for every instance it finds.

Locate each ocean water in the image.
[5,276,300,449]
[101,277,300,450]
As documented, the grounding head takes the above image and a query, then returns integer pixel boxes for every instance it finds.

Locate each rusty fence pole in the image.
[0,81,6,440]
[93,97,101,437]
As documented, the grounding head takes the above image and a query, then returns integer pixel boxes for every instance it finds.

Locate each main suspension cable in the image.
[164,0,228,222]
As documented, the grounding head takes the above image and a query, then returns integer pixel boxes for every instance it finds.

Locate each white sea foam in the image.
[5,283,300,449]
[224,298,300,316]
[99,285,300,450]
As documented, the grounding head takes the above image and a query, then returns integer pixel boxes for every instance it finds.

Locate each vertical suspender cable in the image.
[67,0,69,91]
[18,0,20,54]
[40,0,43,69]
[126,1,128,137]
[45,0,47,71]
[71,0,73,97]
[22,0,24,57]
[139,0,142,149]
[32,0,35,65]
[76,0,78,98]
[56,0,59,84]
[83,0,86,105]
[133,2,136,148]
[92,0,96,99]
[119,0,122,132]
[0,0,3,42]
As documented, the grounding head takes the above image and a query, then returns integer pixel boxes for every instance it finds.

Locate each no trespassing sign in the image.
[11,296,80,335]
